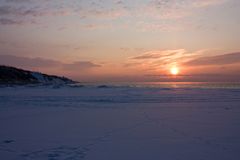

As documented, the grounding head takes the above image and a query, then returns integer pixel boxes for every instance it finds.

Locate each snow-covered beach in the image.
[1,84,240,160]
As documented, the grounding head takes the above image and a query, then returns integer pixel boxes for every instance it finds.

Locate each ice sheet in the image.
[0,86,240,160]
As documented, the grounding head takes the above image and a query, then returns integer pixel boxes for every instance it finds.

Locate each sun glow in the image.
[170,67,179,75]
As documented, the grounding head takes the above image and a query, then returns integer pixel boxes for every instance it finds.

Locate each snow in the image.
[0,85,240,160]
[31,72,70,84]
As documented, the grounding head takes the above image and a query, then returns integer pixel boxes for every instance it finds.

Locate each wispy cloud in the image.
[0,18,23,25]
[0,0,229,30]
[135,21,184,32]
[78,8,127,20]
[0,1,72,26]
[0,54,101,72]
[127,49,199,71]
[124,49,240,81]
[0,54,60,68]
[147,0,227,19]
[80,23,113,30]
[5,0,31,3]
[0,5,39,16]
[184,52,240,66]
[63,61,101,71]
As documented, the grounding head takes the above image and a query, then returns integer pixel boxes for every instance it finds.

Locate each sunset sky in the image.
[0,0,240,82]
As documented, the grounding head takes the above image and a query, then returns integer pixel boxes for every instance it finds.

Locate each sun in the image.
[170,67,179,75]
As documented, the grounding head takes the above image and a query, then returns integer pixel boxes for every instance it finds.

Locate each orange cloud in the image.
[127,49,198,71]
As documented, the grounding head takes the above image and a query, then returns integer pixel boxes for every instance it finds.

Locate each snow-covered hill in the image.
[0,65,75,85]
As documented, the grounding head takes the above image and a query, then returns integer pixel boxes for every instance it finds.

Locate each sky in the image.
[0,0,240,82]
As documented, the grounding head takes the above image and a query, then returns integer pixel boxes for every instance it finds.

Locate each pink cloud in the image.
[184,52,240,66]
[0,55,101,72]
[126,49,203,71]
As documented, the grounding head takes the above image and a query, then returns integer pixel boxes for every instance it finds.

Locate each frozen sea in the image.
[0,82,240,160]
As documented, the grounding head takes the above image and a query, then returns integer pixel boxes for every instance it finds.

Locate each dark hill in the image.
[0,65,75,85]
